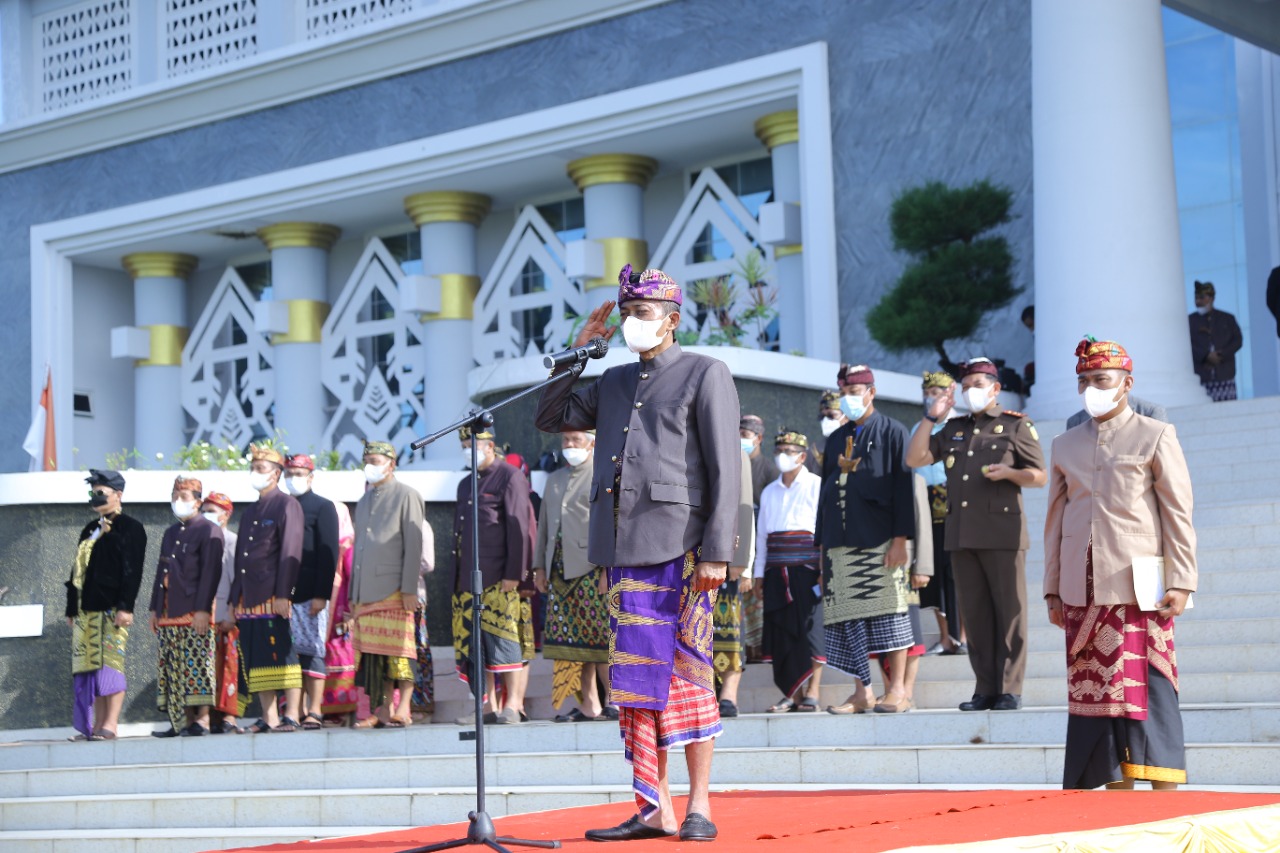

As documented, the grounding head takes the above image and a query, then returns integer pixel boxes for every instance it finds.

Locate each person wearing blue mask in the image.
[815,364,916,714]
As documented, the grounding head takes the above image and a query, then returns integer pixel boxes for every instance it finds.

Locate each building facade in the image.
[0,0,1276,471]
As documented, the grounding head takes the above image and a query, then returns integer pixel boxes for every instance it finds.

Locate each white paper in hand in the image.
[1132,556,1193,612]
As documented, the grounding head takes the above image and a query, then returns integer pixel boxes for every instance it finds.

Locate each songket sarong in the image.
[70,538,128,737]
[610,550,723,818]
[740,583,764,653]
[353,593,417,706]
[289,602,329,679]
[543,534,609,709]
[519,597,536,662]
[1204,379,1237,402]
[711,579,743,677]
[1061,552,1184,789]
[214,627,240,717]
[761,532,826,698]
[322,626,358,715]
[452,583,523,687]
[411,609,435,713]
[156,616,217,730]
[235,598,301,712]
[823,541,913,673]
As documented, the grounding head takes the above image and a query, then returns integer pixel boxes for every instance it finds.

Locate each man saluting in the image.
[536,265,741,843]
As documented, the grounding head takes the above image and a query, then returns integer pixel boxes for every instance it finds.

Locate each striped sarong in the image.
[619,673,722,817]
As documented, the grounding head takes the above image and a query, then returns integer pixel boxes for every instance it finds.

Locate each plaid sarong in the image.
[619,674,722,817]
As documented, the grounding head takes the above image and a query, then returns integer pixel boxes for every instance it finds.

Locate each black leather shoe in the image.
[718,698,738,718]
[585,815,675,842]
[679,813,718,842]
[151,727,179,738]
[993,693,1022,711]
[958,694,997,712]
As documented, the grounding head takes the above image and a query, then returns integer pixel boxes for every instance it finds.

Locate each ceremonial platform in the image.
[1,398,1279,852]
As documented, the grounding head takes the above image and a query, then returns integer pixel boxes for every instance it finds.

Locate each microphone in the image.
[543,337,609,370]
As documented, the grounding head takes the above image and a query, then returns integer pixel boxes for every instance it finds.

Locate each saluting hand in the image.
[927,385,955,422]
[573,300,618,349]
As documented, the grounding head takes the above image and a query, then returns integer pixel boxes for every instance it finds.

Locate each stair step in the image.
[4,744,1279,831]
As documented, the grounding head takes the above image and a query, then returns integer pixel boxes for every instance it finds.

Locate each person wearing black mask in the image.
[66,469,147,741]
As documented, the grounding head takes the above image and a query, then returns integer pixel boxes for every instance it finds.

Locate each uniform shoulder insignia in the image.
[1004,411,1026,418]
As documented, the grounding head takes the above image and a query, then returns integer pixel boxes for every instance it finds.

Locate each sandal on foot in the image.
[792,697,819,712]
[246,719,273,734]
[352,716,385,729]
[555,708,600,722]
[301,713,324,731]
[766,698,795,713]
[212,720,244,735]
[88,729,117,741]
[873,693,911,713]
[385,715,411,728]
[273,717,300,732]
[600,706,620,720]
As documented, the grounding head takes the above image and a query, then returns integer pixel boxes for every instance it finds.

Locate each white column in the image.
[1238,42,1280,398]
[258,222,341,454]
[755,110,805,354]
[567,154,657,311]
[404,191,491,466]
[122,252,196,464]
[1032,0,1207,417]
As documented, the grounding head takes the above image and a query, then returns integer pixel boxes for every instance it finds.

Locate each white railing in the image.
[29,0,454,115]
[164,0,260,78]
[36,0,135,113]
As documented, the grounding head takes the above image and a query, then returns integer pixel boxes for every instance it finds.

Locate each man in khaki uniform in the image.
[1044,337,1196,790]
[905,357,1045,712]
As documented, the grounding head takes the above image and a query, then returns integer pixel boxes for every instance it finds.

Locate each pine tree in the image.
[866,180,1021,368]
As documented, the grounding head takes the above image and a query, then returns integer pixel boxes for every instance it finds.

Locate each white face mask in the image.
[364,462,390,484]
[820,416,841,437]
[775,452,801,474]
[622,315,668,353]
[740,438,756,455]
[1081,384,1126,418]
[562,447,590,467]
[1196,305,1211,316]
[202,511,223,526]
[282,475,311,496]
[249,470,276,492]
[964,385,994,414]
[172,499,198,519]
[840,394,868,422]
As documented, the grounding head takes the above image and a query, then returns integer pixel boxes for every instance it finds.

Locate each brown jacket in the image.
[1043,407,1197,607]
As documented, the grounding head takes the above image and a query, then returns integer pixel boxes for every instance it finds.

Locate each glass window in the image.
[536,197,585,244]
[383,230,423,275]
[690,157,775,263]
[236,260,272,301]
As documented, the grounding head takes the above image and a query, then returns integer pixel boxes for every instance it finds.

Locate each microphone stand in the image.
[399,357,590,852]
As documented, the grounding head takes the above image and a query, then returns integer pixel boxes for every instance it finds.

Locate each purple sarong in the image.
[72,667,126,737]
[608,550,716,711]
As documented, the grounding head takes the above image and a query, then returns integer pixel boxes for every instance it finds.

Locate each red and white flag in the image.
[22,365,56,471]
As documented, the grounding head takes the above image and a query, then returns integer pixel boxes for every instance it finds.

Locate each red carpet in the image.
[213,789,1280,852]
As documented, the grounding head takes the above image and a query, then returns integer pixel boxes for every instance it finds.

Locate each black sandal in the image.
[792,697,819,712]
[273,717,300,732]
[554,708,600,723]
[246,718,272,734]
[301,713,324,730]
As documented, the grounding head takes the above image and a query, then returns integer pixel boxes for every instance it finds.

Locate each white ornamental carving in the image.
[321,238,427,467]
[182,267,275,446]
[473,205,585,365]
[649,167,773,346]
[304,0,415,39]
[163,0,259,78]
[37,0,135,112]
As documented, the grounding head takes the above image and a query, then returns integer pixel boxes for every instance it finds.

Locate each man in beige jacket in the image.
[1044,337,1197,790]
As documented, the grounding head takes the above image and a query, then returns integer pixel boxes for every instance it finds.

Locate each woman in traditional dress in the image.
[65,469,147,741]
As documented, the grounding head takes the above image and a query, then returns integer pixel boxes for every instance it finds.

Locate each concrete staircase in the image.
[2,396,1278,852]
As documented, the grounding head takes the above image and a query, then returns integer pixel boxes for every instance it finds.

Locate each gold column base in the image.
[586,238,649,292]
[567,154,659,191]
[257,222,341,251]
[774,244,803,259]
[272,300,330,345]
[135,325,189,367]
[122,253,197,280]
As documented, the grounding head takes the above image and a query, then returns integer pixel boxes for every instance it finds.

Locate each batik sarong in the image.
[740,584,764,653]
[156,621,217,730]
[544,534,609,708]
[611,549,722,816]
[69,537,128,737]
[452,583,523,686]
[411,609,435,713]
[712,579,743,677]
[761,532,826,698]
[290,602,329,679]
[353,593,417,707]
[1061,547,1185,788]
[235,599,302,712]
[519,597,536,662]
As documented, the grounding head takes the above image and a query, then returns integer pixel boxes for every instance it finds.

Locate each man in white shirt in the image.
[755,429,826,712]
